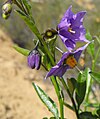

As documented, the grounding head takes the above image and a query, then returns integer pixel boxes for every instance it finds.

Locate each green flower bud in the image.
[2,3,12,15]
[2,13,10,20]
[43,28,58,39]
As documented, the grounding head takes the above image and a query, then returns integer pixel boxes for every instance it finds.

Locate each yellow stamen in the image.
[68,27,76,34]
[66,56,77,68]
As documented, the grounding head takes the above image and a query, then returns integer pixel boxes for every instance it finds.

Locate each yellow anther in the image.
[68,27,76,34]
[66,55,77,68]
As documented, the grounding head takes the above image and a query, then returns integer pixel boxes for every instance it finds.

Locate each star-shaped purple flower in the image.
[45,43,89,79]
[28,49,41,70]
[57,5,89,51]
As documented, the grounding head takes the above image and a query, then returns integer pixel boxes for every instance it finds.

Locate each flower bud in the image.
[2,13,10,19]
[27,49,41,70]
[2,3,12,19]
[43,28,58,39]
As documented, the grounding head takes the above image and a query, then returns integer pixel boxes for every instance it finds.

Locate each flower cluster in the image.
[27,5,90,78]
[2,0,12,19]
[45,6,90,79]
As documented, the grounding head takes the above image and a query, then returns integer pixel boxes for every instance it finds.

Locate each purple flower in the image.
[57,5,89,51]
[27,49,41,70]
[45,43,89,79]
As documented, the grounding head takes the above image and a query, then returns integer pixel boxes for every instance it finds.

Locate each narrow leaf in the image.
[89,71,100,84]
[97,107,100,117]
[83,68,91,101]
[75,73,86,108]
[86,31,92,40]
[84,103,99,108]
[13,45,30,56]
[67,78,77,96]
[22,0,31,14]
[32,82,59,118]
[86,31,94,57]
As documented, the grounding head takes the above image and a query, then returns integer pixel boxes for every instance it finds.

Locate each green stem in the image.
[59,77,79,119]
[29,20,64,118]
[92,47,100,71]
[16,4,64,117]
[51,76,64,119]
[28,16,64,118]
[85,47,100,111]
[26,20,55,66]
[64,102,74,111]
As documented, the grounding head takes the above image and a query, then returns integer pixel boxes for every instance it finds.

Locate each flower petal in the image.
[35,54,41,70]
[72,11,86,27]
[74,43,90,61]
[57,52,70,66]
[65,39,76,51]
[61,5,74,22]
[45,65,69,79]
[58,33,76,51]
[28,55,35,69]
[58,19,70,31]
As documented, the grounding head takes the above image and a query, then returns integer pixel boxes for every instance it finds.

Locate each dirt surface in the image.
[0,29,76,119]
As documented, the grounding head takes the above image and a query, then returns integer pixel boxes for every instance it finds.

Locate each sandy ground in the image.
[0,29,76,119]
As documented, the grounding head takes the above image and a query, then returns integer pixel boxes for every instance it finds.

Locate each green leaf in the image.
[67,78,77,96]
[89,71,100,84]
[32,82,59,119]
[86,31,94,57]
[42,54,51,70]
[75,73,86,108]
[77,72,83,82]
[87,42,94,58]
[85,31,92,40]
[84,103,100,108]
[83,68,91,101]
[79,112,98,119]
[13,45,30,56]
[64,102,74,111]
[22,0,32,15]
[97,107,100,117]
[47,38,56,58]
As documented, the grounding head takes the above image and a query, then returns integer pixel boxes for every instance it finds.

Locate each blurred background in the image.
[0,0,100,119]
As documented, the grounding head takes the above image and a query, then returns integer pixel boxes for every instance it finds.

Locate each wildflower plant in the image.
[2,0,100,119]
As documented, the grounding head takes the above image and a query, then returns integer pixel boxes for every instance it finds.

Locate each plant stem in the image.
[16,4,64,118]
[59,77,79,119]
[51,76,64,119]
[29,20,65,118]
[92,47,100,71]
[27,15,64,118]
[85,47,100,111]
[64,102,74,111]
[55,46,63,54]
[27,19,55,66]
